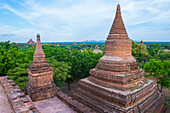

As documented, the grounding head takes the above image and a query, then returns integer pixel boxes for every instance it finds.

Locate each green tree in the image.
[7,63,30,90]
[47,57,71,87]
[0,41,34,76]
[70,49,103,80]
[0,41,10,49]
[147,43,161,56]
[144,59,170,92]
[154,51,170,61]
[132,41,151,63]
[164,44,170,49]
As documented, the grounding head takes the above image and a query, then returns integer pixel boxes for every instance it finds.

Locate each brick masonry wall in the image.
[0,76,96,113]
[0,76,40,113]
[56,91,96,113]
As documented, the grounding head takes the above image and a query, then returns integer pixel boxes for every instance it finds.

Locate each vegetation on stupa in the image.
[0,41,169,91]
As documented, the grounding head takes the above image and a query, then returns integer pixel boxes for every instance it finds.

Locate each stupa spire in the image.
[109,4,127,35]
[105,4,131,57]
[33,34,46,62]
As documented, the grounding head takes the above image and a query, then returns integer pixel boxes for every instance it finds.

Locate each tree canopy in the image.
[144,59,170,92]
[0,41,169,91]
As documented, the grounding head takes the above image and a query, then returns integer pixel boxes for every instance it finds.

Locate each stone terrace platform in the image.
[0,76,78,113]
[0,83,14,113]
[33,97,76,113]
[0,76,96,113]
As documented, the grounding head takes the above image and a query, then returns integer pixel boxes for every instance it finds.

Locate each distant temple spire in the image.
[73,41,77,45]
[109,4,127,35]
[25,39,35,44]
[140,39,146,48]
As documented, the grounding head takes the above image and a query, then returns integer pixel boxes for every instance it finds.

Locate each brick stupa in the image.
[72,4,163,113]
[27,34,59,101]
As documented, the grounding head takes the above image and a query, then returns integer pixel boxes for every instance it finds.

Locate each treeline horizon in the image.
[0,40,169,91]
[1,40,170,45]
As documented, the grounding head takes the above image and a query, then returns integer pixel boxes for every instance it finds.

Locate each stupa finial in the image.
[109,4,127,35]
[33,34,46,61]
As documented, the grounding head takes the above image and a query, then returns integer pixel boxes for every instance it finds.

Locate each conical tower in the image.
[72,4,163,113]
[33,34,46,62]
[109,4,127,35]
[98,4,137,75]
[27,34,59,101]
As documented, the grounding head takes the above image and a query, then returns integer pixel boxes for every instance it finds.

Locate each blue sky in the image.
[0,0,170,43]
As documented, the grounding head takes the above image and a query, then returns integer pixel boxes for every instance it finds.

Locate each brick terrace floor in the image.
[33,97,76,113]
[0,83,14,113]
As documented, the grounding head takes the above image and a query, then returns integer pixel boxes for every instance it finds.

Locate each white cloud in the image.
[0,25,38,42]
[0,0,170,42]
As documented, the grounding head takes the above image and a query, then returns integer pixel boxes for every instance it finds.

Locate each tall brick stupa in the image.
[72,4,163,113]
[27,34,59,101]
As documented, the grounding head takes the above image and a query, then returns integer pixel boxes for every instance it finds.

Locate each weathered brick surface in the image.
[0,76,40,113]
[72,4,164,113]
[56,91,96,113]
[27,34,59,101]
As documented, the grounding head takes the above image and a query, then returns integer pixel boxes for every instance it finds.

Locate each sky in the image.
[0,0,170,43]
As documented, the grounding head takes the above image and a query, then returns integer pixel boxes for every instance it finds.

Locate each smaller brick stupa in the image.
[27,34,59,101]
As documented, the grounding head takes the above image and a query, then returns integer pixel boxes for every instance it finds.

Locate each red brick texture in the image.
[0,76,40,113]
[27,34,59,102]
[72,4,164,113]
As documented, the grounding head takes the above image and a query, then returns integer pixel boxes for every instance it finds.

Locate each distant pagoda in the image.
[140,39,146,46]
[27,34,59,101]
[73,41,77,45]
[26,39,36,44]
[72,4,163,113]
[95,45,99,49]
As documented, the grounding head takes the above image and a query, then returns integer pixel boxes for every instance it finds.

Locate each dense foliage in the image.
[0,41,103,90]
[144,59,170,92]
[0,41,169,91]
[47,56,71,87]
[132,41,151,63]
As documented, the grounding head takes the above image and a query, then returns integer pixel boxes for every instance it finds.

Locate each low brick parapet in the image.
[0,76,40,113]
[56,91,96,113]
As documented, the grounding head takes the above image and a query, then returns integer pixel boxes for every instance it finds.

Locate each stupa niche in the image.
[72,4,163,113]
[27,34,59,101]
